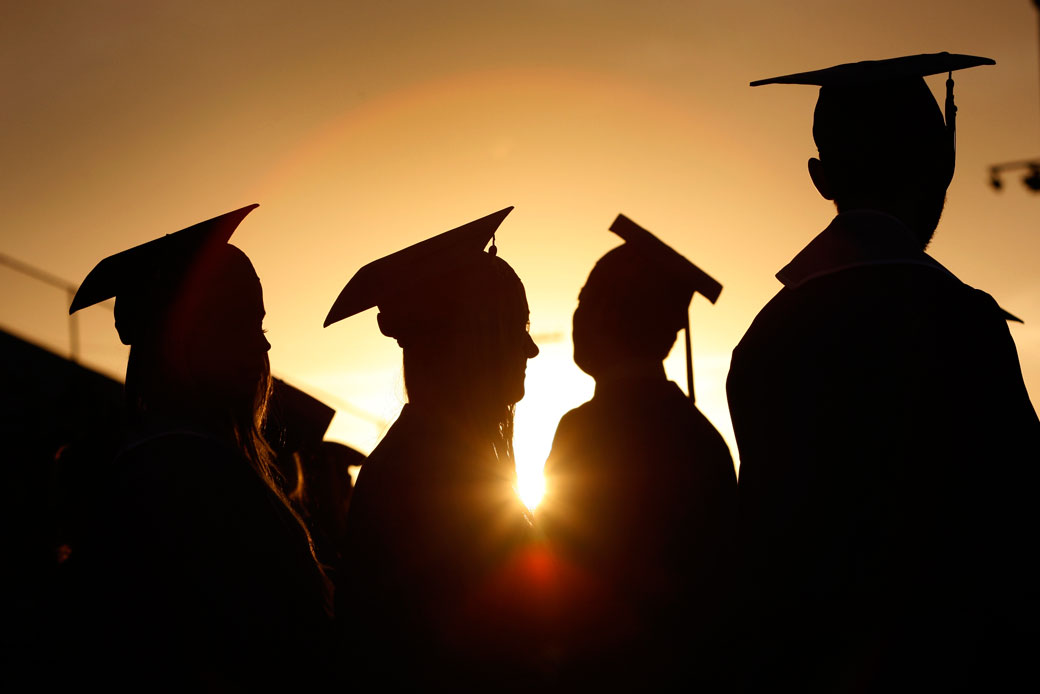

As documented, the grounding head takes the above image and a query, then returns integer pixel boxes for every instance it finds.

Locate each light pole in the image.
[989,1,1040,192]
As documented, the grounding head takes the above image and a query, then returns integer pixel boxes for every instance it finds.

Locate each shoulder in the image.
[106,431,263,527]
[737,263,999,357]
[946,283,1016,327]
[554,402,595,436]
[115,431,244,487]
[352,414,434,491]
[544,403,596,469]
[347,413,452,531]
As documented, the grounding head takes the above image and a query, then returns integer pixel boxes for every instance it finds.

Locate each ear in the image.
[808,157,834,201]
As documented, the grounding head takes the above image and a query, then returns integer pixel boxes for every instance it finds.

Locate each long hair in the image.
[122,247,330,592]
[388,253,529,472]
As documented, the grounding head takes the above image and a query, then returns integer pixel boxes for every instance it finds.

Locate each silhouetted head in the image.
[574,245,686,379]
[70,205,270,431]
[325,207,538,458]
[121,243,271,431]
[808,77,953,247]
[73,205,328,584]
[574,214,722,383]
[380,250,538,416]
[751,53,995,249]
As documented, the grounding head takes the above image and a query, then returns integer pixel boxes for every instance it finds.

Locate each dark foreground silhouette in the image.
[58,206,333,690]
[539,214,736,689]
[326,208,549,689]
[730,53,1040,692]
[0,329,125,682]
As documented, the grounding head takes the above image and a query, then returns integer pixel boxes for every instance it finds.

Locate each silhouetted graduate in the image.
[728,53,1039,692]
[538,214,736,689]
[265,377,365,577]
[64,206,333,690]
[325,208,545,689]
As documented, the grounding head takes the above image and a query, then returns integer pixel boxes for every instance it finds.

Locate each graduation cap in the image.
[69,204,259,345]
[323,206,514,332]
[751,52,995,174]
[265,378,336,458]
[606,213,722,401]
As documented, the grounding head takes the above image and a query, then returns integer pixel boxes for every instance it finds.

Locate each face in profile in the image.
[178,246,271,409]
[499,281,539,405]
[391,254,539,416]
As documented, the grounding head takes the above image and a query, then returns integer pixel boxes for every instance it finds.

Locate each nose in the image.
[525,333,539,359]
[262,333,272,352]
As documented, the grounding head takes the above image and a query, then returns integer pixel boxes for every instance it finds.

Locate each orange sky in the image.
[3,1,1039,488]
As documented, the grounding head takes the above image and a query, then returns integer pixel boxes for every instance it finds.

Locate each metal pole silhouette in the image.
[0,252,86,361]
[989,1,1040,192]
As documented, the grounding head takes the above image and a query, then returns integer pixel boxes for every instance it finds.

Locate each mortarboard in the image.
[750,53,994,89]
[609,213,722,305]
[69,204,259,344]
[265,378,337,458]
[607,213,723,401]
[323,206,513,328]
[751,52,994,173]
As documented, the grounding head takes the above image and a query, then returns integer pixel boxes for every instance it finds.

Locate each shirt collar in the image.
[776,210,954,289]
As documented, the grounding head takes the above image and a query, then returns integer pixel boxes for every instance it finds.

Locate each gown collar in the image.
[776,210,954,289]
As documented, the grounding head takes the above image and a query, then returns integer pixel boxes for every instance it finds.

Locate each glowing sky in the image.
[3,1,1039,489]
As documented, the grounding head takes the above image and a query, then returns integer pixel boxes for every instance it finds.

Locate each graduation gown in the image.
[539,371,737,689]
[339,404,545,689]
[66,426,333,690]
[727,210,1040,692]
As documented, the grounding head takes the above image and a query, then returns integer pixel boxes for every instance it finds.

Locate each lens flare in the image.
[516,469,546,510]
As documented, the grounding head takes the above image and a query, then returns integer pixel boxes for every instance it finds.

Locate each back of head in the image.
[751,53,995,246]
[574,245,688,375]
[813,77,954,218]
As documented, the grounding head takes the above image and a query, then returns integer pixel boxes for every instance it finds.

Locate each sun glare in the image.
[516,470,546,510]
[512,339,595,510]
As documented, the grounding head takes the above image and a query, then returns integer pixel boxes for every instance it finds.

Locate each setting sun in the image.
[516,470,546,510]
[512,335,595,510]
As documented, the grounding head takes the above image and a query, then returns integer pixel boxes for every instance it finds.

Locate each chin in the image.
[507,385,525,406]
[502,374,526,406]
[572,350,594,378]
